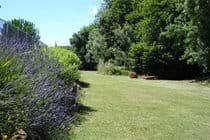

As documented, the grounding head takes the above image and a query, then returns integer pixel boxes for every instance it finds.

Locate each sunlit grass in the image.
[72,71,210,140]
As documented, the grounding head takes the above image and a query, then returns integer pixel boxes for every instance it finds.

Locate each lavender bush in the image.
[0,21,79,140]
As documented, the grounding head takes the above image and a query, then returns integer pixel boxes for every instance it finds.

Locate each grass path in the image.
[72,71,210,140]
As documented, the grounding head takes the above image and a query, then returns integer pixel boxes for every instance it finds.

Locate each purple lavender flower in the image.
[0,18,79,139]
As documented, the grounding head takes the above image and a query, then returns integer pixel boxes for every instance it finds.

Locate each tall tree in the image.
[71,0,210,78]
[86,29,108,63]
[182,0,210,71]
[70,24,96,69]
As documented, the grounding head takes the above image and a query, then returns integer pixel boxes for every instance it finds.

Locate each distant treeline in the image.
[70,0,210,79]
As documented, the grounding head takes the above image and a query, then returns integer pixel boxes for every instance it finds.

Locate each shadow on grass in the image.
[70,81,96,138]
[195,76,210,82]
[73,90,97,125]
[193,76,210,86]
[78,81,90,88]
[75,104,96,116]
[70,104,97,138]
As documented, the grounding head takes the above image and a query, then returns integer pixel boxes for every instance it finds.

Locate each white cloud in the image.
[90,6,99,15]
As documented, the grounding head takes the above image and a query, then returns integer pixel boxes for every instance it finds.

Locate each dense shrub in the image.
[0,51,23,89]
[0,49,29,139]
[143,45,201,79]
[97,61,116,75]
[0,41,79,139]
[97,61,130,76]
[50,47,81,84]
[114,66,130,76]
[129,42,201,79]
[129,42,148,73]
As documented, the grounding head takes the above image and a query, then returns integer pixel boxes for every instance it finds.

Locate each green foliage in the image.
[50,47,81,84]
[0,53,17,88]
[96,0,135,67]
[112,24,136,67]
[129,42,201,79]
[86,29,108,63]
[50,47,80,66]
[71,0,210,78]
[97,61,129,76]
[70,25,97,70]
[129,42,148,73]
[97,61,116,75]
[10,18,40,42]
[1,19,80,139]
[143,44,175,78]
[182,0,210,70]
[0,46,80,139]
[0,51,32,138]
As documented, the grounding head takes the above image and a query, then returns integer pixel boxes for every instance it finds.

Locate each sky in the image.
[0,0,103,46]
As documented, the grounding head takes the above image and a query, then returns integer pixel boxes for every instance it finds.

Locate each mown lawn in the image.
[72,71,210,140]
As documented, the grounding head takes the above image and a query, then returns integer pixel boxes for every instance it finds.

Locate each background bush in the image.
[128,42,148,74]
[70,0,210,79]
[97,61,130,76]
[129,42,201,79]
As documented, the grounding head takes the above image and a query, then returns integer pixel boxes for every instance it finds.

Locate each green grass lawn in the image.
[72,71,210,140]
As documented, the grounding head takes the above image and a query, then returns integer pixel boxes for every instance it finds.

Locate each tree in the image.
[71,0,210,78]
[112,24,136,66]
[86,29,108,63]
[10,19,40,43]
[70,24,96,70]
[96,0,134,48]
[182,0,210,72]
[129,42,148,73]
